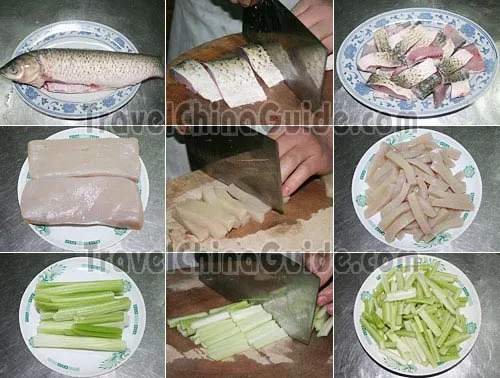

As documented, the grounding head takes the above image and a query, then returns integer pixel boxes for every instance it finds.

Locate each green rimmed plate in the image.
[353,254,481,376]
[352,128,482,251]
[19,257,146,377]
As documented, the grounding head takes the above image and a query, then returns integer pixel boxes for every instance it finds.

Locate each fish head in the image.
[0,53,43,87]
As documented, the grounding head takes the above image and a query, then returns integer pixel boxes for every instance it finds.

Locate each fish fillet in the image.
[28,138,141,181]
[203,57,267,108]
[237,44,284,87]
[0,49,164,93]
[21,177,144,229]
[170,59,223,102]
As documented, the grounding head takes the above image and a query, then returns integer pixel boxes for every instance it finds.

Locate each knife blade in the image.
[243,0,328,111]
[184,126,283,213]
[198,253,320,344]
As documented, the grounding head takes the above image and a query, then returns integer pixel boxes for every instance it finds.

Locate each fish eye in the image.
[8,66,18,74]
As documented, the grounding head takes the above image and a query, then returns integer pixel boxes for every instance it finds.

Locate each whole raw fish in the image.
[0,49,164,93]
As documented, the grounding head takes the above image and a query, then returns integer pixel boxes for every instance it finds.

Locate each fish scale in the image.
[392,59,437,89]
[374,28,391,53]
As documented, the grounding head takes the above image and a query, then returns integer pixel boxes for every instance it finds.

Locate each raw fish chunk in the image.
[21,177,144,229]
[171,59,222,102]
[238,44,284,87]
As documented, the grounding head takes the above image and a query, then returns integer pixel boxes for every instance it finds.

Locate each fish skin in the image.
[373,28,392,52]
[367,73,414,100]
[393,23,424,57]
[392,59,437,89]
[442,68,470,84]
[171,59,222,102]
[358,52,403,71]
[438,49,473,76]
[0,49,164,93]
[237,43,284,87]
[412,73,440,100]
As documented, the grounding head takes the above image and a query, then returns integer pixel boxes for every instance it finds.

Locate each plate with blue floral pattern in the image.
[11,21,140,119]
[19,257,146,377]
[336,8,498,117]
[354,255,481,376]
[352,128,482,251]
[17,127,149,252]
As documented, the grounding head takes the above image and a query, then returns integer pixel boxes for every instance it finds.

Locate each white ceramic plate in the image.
[19,257,146,377]
[354,254,481,376]
[352,128,482,251]
[336,8,498,117]
[17,127,149,251]
[11,20,140,119]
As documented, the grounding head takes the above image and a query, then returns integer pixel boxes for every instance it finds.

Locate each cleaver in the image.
[243,0,328,111]
[198,253,320,344]
[184,126,283,213]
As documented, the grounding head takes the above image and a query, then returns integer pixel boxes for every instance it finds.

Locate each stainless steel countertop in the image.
[0,253,165,378]
[0,126,165,252]
[0,0,165,125]
[334,252,500,378]
[334,126,498,252]
[334,0,500,125]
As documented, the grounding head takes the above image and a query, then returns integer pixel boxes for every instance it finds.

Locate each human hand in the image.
[268,126,332,196]
[303,253,333,315]
[293,0,333,53]
[229,0,258,6]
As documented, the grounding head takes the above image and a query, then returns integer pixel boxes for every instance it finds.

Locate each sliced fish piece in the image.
[392,59,437,89]
[373,28,392,52]
[171,59,222,102]
[442,68,470,84]
[433,82,448,107]
[28,138,141,181]
[412,73,440,100]
[358,52,403,72]
[386,22,412,37]
[441,38,455,58]
[451,80,471,98]
[21,177,144,229]
[393,23,424,56]
[443,24,466,51]
[237,43,284,87]
[203,57,267,108]
[406,46,443,66]
[431,31,447,47]
[362,42,377,57]
[0,49,164,92]
[462,44,486,73]
[438,49,473,76]
[410,28,439,50]
[388,24,413,49]
[366,74,414,100]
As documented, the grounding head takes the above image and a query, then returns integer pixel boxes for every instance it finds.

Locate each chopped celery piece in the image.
[386,288,416,302]
[167,312,208,328]
[39,311,56,321]
[251,328,288,349]
[208,301,249,315]
[245,320,280,340]
[32,334,126,352]
[230,305,264,322]
[443,333,470,347]
[196,319,236,340]
[317,316,332,337]
[74,312,125,325]
[236,313,272,333]
[207,332,246,352]
[52,297,131,321]
[202,327,242,347]
[191,312,230,330]
[208,342,250,361]
[314,305,328,319]
[38,320,74,335]
[36,280,124,296]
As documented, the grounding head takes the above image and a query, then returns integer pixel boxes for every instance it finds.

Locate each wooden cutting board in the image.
[166,270,333,378]
[167,170,332,250]
[166,34,333,125]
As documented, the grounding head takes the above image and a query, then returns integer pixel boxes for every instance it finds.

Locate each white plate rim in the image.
[336,7,499,118]
[16,127,149,252]
[353,254,482,376]
[11,20,140,120]
[351,128,482,251]
[18,256,147,378]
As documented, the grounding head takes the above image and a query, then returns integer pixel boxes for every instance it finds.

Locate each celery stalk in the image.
[167,312,208,328]
[32,334,126,352]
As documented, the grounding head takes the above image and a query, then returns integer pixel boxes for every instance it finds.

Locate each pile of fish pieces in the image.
[358,22,486,107]
[171,43,284,108]
[172,184,272,241]
[363,133,474,244]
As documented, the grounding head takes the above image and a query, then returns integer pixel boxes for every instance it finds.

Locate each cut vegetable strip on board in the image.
[203,57,267,108]
[21,177,144,229]
[175,203,228,239]
[170,58,222,102]
[28,138,141,181]
[362,132,475,244]
[237,44,284,87]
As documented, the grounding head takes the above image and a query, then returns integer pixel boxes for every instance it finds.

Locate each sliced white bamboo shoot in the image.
[214,187,249,220]
[172,208,209,241]
[178,200,237,231]
[175,205,228,239]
